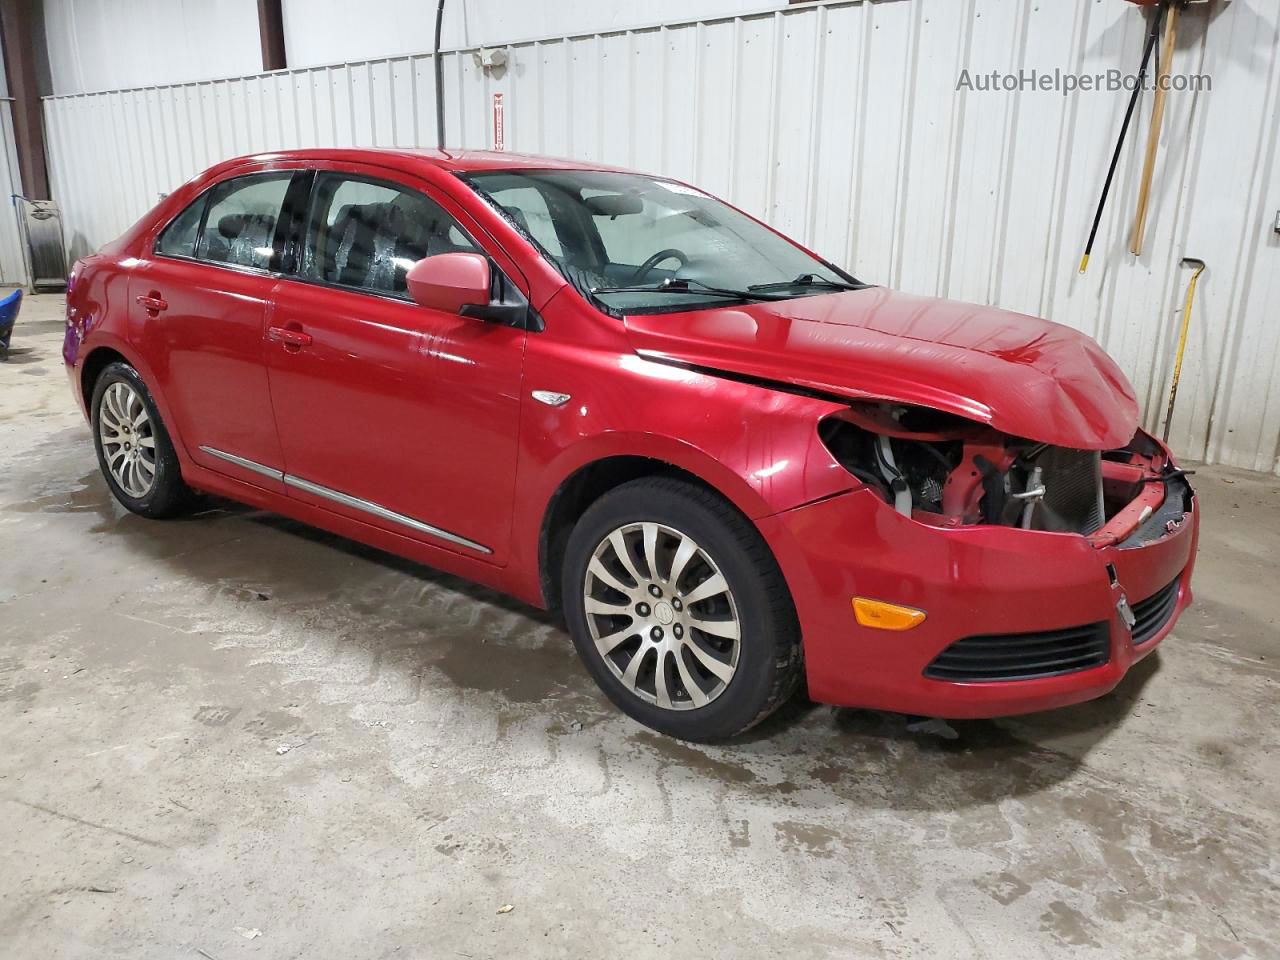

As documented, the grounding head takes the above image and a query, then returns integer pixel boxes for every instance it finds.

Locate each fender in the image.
[545,429,785,520]
[505,425,856,607]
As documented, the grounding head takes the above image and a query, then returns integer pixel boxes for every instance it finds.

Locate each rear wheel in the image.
[91,362,194,518]
[562,477,801,741]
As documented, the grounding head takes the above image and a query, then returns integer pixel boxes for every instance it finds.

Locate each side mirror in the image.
[406,253,491,314]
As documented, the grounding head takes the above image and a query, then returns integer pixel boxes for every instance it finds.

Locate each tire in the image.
[562,477,802,741]
[90,361,195,518]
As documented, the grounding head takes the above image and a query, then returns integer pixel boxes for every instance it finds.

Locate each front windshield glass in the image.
[463,170,861,314]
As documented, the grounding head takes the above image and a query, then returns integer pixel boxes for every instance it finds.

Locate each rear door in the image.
[130,169,307,491]
[264,167,527,563]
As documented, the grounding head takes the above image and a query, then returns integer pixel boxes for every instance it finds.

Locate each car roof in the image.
[220,147,637,176]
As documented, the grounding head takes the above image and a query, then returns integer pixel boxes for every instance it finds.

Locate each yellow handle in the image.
[1163,261,1206,442]
[1170,264,1205,386]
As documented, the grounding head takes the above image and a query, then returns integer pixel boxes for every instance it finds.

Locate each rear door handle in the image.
[266,325,313,348]
[135,294,167,312]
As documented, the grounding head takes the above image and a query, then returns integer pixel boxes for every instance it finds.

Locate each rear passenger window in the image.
[301,175,480,299]
[155,195,205,258]
[195,173,293,271]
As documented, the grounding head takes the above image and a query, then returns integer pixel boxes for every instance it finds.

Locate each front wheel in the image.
[562,477,802,741]
[91,361,195,518]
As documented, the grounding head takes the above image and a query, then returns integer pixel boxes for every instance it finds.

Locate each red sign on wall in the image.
[492,93,505,152]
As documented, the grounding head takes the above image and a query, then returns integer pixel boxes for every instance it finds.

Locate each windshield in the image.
[462,170,861,314]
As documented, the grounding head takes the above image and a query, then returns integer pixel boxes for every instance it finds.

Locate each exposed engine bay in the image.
[820,402,1192,545]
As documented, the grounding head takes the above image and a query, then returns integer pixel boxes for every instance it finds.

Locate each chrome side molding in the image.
[198,445,491,555]
[198,445,284,481]
[283,475,492,554]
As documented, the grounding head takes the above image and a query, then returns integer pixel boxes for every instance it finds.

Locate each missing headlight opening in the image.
[819,402,1178,538]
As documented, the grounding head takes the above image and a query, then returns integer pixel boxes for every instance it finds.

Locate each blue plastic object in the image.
[0,287,21,359]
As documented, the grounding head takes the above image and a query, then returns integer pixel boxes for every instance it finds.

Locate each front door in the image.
[265,170,526,562]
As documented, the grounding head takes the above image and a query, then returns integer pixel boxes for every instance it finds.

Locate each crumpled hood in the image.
[623,287,1139,450]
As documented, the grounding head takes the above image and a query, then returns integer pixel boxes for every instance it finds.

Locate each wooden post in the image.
[1130,1,1180,257]
[0,0,50,200]
[257,0,286,72]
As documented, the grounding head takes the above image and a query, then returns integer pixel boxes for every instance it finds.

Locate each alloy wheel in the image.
[98,381,157,499]
[583,521,741,711]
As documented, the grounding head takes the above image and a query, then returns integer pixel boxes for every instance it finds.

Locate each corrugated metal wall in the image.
[0,100,30,286]
[278,0,764,70]
[41,0,1280,473]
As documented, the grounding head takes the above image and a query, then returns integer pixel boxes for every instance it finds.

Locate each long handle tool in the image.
[1131,0,1182,256]
[1162,257,1206,443]
[1079,3,1165,274]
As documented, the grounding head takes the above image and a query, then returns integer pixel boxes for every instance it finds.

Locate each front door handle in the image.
[267,325,313,349]
[136,293,168,313]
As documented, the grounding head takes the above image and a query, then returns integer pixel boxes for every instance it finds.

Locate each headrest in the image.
[218,212,276,240]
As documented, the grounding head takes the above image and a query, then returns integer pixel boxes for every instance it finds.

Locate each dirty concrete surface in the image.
[1,294,1277,959]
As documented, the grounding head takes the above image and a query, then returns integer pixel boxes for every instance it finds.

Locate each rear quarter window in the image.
[154,196,205,258]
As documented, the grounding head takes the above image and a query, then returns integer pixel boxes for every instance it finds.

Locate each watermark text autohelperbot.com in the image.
[957,69,1212,96]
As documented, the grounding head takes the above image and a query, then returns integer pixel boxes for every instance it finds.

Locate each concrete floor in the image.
[1,294,1277,960]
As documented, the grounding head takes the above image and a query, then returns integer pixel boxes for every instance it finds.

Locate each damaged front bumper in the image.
[758,433,1198,718]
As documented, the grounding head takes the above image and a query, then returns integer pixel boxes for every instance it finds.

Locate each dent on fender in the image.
[527,350,856,519]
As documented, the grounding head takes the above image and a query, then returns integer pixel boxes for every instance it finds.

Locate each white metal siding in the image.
[41,0,1280,474]
[280,0,767,69]
[0,101,30,285]
[41,0,262,96]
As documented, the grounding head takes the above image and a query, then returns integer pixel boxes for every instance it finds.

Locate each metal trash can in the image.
[15,197,67,292]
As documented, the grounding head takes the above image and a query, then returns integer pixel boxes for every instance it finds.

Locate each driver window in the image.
[302,174,479,299]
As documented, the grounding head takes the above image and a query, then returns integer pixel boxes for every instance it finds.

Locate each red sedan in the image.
[63,149,1197,741]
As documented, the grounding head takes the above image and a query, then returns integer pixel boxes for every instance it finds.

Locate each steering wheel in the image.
[628,248,689,284]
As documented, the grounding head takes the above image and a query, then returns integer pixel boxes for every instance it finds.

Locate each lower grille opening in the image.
[1130,578,1180,645]
[924,622,1110,683]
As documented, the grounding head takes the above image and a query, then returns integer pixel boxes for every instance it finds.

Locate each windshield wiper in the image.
[747,273,867,293]
[590,278,789,301]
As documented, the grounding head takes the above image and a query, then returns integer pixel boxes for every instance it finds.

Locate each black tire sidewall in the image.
[90,362,188,517]
[562,480,794,741]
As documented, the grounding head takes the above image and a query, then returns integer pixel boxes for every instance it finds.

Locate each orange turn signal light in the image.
[852,598,927,631]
